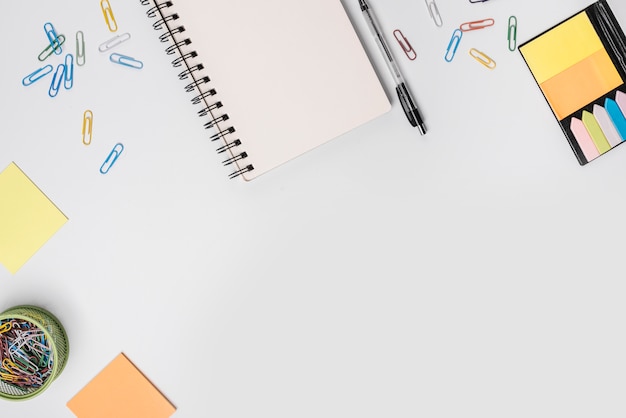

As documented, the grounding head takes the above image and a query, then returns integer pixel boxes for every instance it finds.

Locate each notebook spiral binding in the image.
[140,0,254,179]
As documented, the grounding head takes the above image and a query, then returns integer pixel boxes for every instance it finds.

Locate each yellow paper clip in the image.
[508,16,517,51]
[101,0,118,32]
[82,110,93,145]
[424,0,443,27]
[0,322,11,334]
[2,358,19,373]
[469,48,496,69]
[76,31,86,66]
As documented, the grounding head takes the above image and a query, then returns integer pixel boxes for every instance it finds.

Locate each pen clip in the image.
[396,84,417,127]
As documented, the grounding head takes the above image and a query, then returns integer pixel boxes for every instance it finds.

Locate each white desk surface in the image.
[2,1,626,416]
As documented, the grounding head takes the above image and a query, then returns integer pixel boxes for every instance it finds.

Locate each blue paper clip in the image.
[64,54,74,90]
[22,65,53,86]
[49,63,65,98]
[100,143,124,174]
[109,53,143,69]
[44,22,62,55]
[76,31,86,66]
[444,29,463,62]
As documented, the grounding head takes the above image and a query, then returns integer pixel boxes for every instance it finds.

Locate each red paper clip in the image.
[393,29,416,61]
[459,18,495,32]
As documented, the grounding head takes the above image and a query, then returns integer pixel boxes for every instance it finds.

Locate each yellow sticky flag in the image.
[0,162,68,273]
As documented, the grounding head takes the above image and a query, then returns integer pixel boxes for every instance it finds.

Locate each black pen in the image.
[359,0,427,134]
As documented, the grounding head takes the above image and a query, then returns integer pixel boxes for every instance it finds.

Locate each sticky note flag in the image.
[0,162,68,273]
[67,353,176,418]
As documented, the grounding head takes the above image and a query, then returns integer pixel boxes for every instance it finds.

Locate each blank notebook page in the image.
[170,0,390,180]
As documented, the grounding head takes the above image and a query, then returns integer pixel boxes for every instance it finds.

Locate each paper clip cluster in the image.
[422,0,517,68]
[0,320,53,389]
[441,6,518,69]
[21,22,76,97]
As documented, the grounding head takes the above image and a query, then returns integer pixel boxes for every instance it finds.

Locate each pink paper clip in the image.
[460,18,495,32]
[393,29,417,61]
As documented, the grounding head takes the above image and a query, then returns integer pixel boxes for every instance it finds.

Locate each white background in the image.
[2,0,626,417]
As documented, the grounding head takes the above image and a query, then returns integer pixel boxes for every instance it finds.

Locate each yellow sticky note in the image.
[67,353,176,418]
[520,12,604,84]
[0,162,68,273]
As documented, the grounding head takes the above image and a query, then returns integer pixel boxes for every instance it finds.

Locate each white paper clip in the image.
[98,33,131,52]
[425,0,443,27]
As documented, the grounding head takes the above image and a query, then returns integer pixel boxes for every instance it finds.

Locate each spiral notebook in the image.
[140,0,390,180]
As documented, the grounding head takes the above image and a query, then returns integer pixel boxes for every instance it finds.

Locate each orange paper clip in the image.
[460,18,495,32]
[469,48,496,69]
[393,30,417,61]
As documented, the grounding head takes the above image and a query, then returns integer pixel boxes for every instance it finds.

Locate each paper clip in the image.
[424,0,443,28]
[100,143,124,174]
[82,110,93,145]
[444,29,462,62]
[44,22,62,55]
[109,53,144,69]
[48,63,65,98]
[22,65,53,86]
[38,34,65,61]
[469,48,496,69]
[508,16,518,51]
[98,32,131,52]
[64,54,74,90]
[460,18,495,32]
[0,322,11,334]
[393,30,416,61]
[101,0,118,32]
[76,31,86,66]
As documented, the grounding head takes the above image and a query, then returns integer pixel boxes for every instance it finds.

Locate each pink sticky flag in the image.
[570,117,600,162]
[616,90,626,116]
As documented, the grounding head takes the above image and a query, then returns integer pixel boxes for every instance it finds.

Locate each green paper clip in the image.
[38,34,66,61]
[76,31,86,66]
[508,16,517,51]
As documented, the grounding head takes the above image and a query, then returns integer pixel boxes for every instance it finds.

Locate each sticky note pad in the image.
[0,162,68,273]
[67,353,176,418]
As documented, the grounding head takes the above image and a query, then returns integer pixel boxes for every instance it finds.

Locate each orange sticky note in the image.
[539,49,622,120]
[67,353,176,418]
